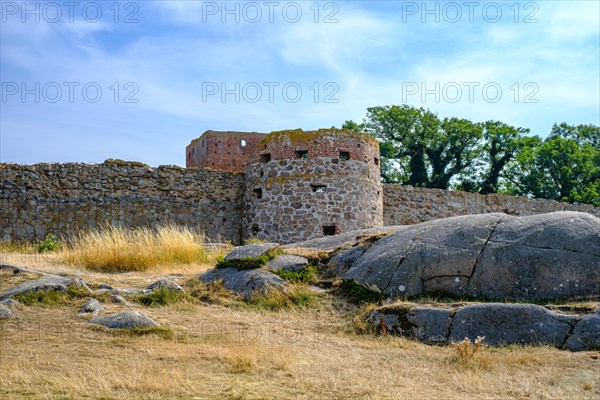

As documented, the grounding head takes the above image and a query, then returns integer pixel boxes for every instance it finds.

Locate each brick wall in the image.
[186,130,266,173]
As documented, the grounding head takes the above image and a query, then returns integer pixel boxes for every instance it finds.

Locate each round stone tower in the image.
[243,128,383,244]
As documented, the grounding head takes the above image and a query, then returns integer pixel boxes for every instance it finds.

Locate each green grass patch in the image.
[215,248,284,270]
[338,280,385,304]
[243,237,267,245]
[135,287,193,307]
[246,284,319,311]
[273,265,318,284]
[13,285,90,306]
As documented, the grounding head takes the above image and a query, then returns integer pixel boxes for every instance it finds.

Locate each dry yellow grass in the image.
[1,254,599,399]
[62,224,230,272]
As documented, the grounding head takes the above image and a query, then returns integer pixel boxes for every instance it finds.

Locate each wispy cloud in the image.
[1,0,598,165]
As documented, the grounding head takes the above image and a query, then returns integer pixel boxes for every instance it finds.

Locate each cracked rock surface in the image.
[368,302,599,351]
[342,212,600,301]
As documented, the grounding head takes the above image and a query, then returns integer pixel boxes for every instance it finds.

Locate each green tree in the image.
[502,123,600,206]
[361,105,482,189]
[478,121,530,194]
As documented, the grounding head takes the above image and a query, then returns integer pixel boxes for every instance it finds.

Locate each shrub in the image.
[63,224,213,272]
[36,234,61,253]
[452,336,486,364]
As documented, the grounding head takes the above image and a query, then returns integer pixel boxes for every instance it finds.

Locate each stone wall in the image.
[0,160,245,243]
[2,159,598,245]
[383,185,600,225]
[244,158,383,243]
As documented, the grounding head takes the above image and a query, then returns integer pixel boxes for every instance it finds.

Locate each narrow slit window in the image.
[374,157,379,165]
[339,151,350,160]
[295,150,308,159]
[261,153,271,163]
[251,224,259,234]
[241,139,247,147]
[323,225,337,236]
[253,188,263,199]
[311,184,326,193]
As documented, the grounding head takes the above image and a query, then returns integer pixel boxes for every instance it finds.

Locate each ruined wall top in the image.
[186,130,266,172]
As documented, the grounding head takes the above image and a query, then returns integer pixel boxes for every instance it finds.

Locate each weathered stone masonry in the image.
[383,185,600,225]
[0,161,245,243]
[2,128,599,244]
[243,129,383,243]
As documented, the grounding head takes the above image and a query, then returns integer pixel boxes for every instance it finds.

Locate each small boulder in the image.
[99,284,113,290]
[146,278,184,292]
[78,298,104,317]
[90,310,158,329]
[0,304,14,319]
[264,255,309,273]
[564,314,600,351]
[0,298,20,309]
[199,267,287,300]
[224,243,279,261]
[111,295,136,306]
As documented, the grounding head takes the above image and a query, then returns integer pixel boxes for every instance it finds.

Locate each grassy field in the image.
[1,248,599,399]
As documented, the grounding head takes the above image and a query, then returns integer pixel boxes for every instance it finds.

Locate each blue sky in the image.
[1,0,599,166]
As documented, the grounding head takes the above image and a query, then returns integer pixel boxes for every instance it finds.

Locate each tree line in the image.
[340,105,600,206]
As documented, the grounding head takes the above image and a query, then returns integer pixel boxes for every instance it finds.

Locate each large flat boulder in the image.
[264,255,308,272]
[224,243,280,261]
[0,275,90,301]
[449,303,574,346]
[366,302,599,351]
[283,227,401,255]
[343,212,599,301]
[199,267,287,300]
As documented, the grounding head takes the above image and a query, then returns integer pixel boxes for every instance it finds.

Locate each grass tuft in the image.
[185,279,242,306]
[13,285,90,306]
[112,326,174,340]
[215,248,284,270]
[63,223,218,272]
[451,336,487,366]
[273,265,318,284]
[337,280,385,304]
[246,284,319,311]
[136,287,193,307]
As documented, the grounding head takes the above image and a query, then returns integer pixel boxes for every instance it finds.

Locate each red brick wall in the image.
[186,131,266,173]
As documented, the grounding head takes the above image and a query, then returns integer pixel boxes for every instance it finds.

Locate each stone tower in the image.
[243,128,383,243]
